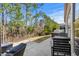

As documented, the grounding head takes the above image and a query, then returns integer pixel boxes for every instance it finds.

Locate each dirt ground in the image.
[13,35,50,46]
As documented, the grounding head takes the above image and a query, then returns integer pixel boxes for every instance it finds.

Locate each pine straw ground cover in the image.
[33,35,50,43]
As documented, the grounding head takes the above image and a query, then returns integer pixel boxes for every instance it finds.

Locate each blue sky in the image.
[0,3,64,24]
[16,3,79,24]
[1,3,79,24]
[40,3,64,24]
[21,3,79,24]
[21,3,64,24]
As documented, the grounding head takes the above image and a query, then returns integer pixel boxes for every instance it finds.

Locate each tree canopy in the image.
[0,3,59,41]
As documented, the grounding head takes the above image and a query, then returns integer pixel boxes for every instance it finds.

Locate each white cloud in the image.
[48,9,64,24]
[49,3,79,24]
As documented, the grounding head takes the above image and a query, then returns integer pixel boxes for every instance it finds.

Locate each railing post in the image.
[70,3,75,56]
[65,16,68,34]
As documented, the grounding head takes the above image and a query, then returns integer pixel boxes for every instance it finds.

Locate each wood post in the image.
[70,3,75,56]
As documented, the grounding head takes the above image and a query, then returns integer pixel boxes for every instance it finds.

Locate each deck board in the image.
[23,37,52,56]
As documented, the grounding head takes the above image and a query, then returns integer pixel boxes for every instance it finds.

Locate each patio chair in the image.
[1,43,13,53]
[51,37,71,56]
[75,39,79,56]
[5,43,26,56]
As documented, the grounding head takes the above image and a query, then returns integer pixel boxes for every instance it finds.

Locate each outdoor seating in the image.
[0,3,77,56]
[74,39,79,55]
[51,36,71,56]
[5,43,26,56]
[1,43,13,53]
[75,45,79,55]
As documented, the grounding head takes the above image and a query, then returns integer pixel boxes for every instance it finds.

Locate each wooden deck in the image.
[23,37,52,56]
